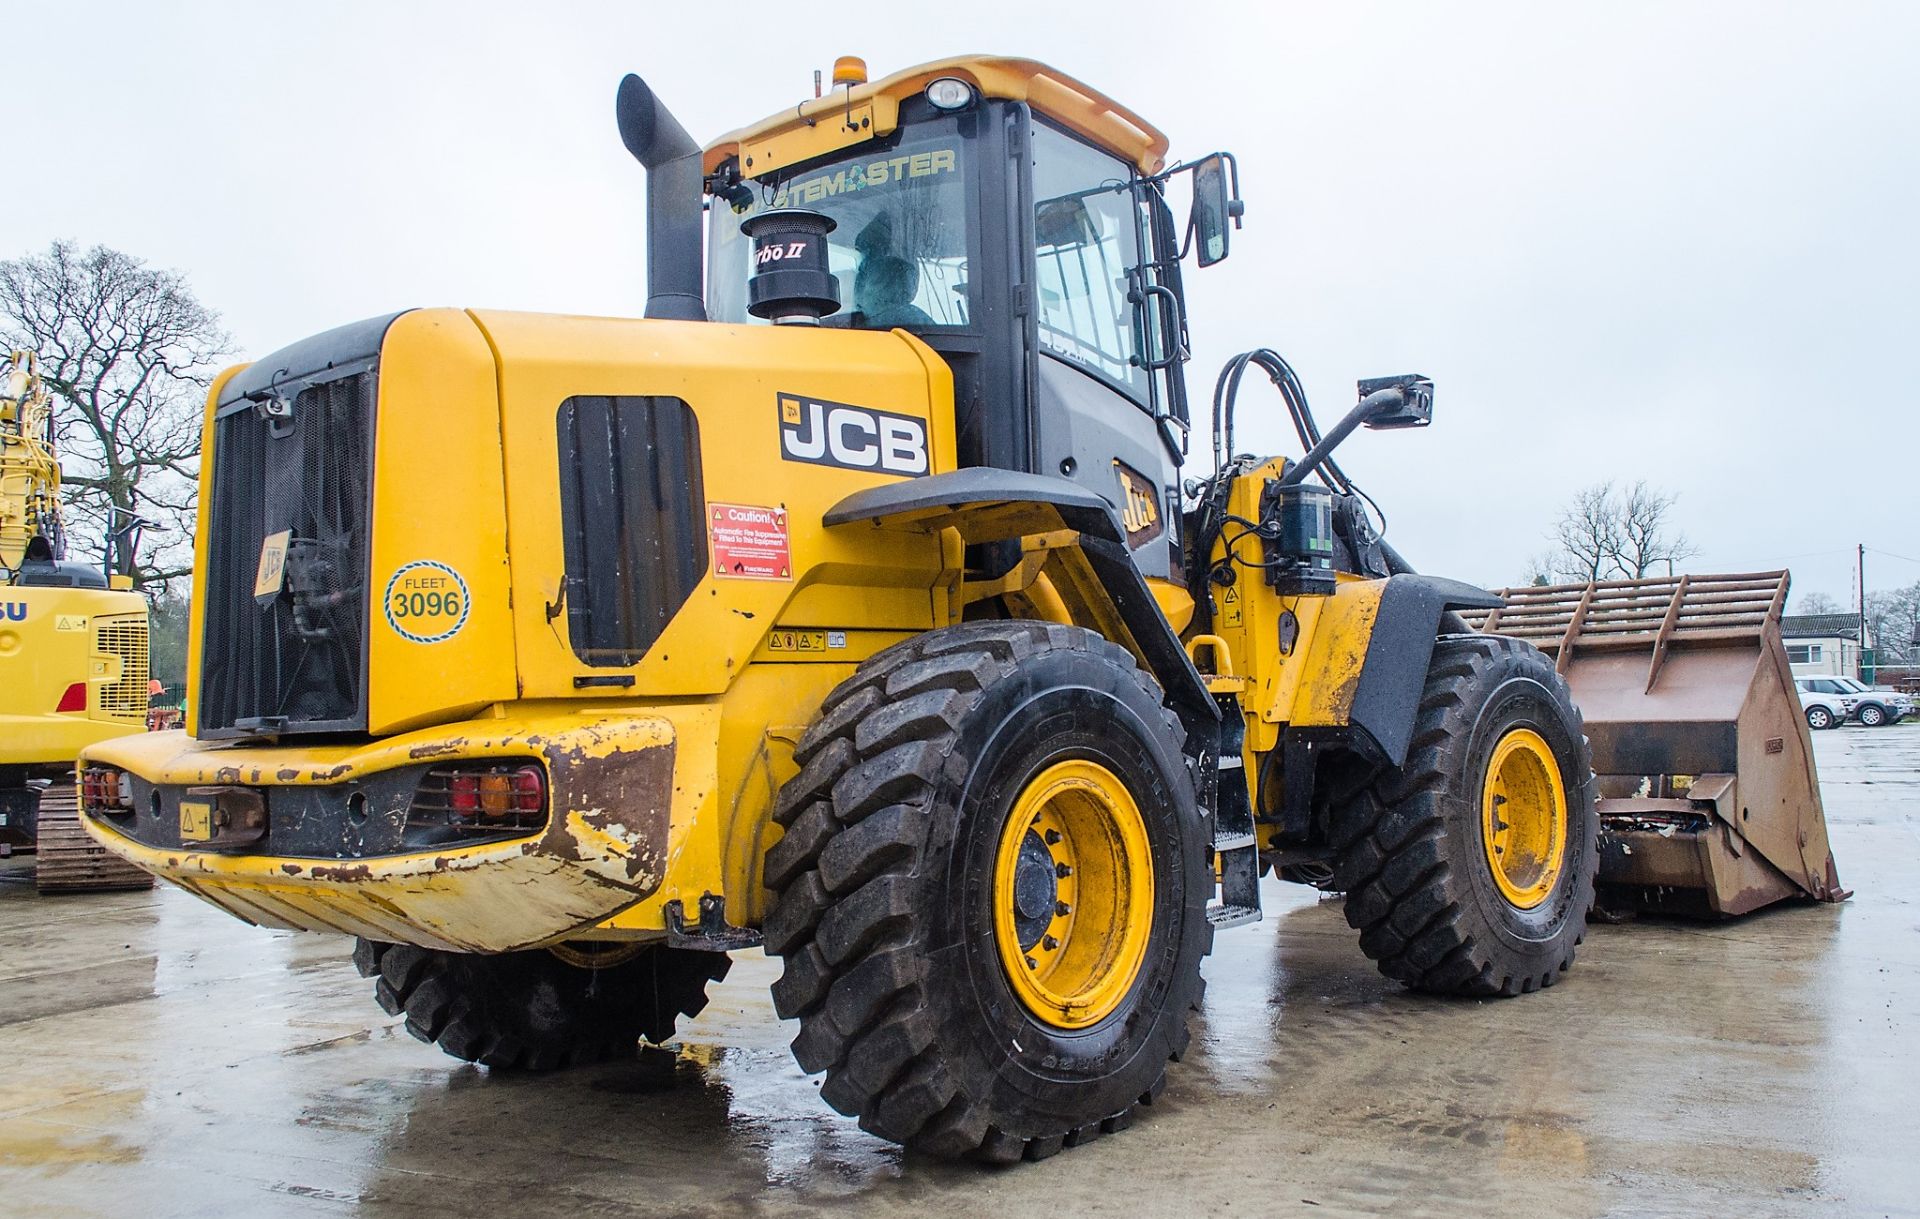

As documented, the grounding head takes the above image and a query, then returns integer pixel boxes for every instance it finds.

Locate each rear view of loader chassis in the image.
[74,54,1840,1165]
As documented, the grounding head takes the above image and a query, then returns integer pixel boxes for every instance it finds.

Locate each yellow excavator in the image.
[77,56,1841,1160]
[1,351,151,891]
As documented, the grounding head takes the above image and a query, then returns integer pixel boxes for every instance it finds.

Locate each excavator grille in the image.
[95,617,149,720]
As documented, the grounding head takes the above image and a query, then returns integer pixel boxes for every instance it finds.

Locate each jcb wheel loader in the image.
[77,55,1841,1162]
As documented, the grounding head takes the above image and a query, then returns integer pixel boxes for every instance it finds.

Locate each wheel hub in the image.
[1012,832,1059,944]
[1481,727,1568,910]
[992,759,1154,1030]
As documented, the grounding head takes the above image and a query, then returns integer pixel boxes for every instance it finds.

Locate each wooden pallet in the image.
[35,786,153,894]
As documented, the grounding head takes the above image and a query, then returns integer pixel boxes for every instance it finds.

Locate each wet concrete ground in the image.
[3,726,1915,1219]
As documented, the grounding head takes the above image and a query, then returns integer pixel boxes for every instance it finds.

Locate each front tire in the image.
[762,622,1212,1162]
[352,940,730,1070]
[1331,634,1598,996]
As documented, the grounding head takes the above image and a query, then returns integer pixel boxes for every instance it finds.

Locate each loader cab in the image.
[702,59,1201,579]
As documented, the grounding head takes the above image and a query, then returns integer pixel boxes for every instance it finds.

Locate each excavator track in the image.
[35,785,152,894]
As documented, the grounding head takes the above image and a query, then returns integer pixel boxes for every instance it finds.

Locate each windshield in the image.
[708,118,974,330]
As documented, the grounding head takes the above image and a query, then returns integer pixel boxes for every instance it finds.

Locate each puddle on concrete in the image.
[0,730,1916,1216]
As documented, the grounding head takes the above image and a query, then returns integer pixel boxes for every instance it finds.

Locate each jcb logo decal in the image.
[1115,461,1165,548]
[778,394,929,477]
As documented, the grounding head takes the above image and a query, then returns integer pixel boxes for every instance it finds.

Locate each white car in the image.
[1795,676,1913,728]
[1795,680,1855,730]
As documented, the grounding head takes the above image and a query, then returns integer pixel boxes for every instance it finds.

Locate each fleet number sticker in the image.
[383,560,471,644]
[711,503,792,581]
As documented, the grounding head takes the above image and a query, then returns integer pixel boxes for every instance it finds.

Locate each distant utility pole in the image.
[1858,542,1867,681]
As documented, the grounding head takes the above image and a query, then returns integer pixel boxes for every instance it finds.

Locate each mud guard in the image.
[825,469,1218,729]
[1348,575,1505,767]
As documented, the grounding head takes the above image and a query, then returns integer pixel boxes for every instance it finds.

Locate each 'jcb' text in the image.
[777,394,929,477]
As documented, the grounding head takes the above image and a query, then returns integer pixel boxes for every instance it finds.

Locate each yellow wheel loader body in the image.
[69,51,1846,1161]
[80,306,960,946]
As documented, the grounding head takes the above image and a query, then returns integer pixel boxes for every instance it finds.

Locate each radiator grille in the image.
[95,617,149,720]
[199,367,376,735]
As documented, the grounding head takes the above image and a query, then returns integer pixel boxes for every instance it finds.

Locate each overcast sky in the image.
[10,2,1917,603]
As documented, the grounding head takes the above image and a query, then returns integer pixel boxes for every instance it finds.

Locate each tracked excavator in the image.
[78,55,1841,1160]
[1,351,151,891]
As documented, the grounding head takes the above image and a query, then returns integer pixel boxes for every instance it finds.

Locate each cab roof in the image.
[702,55,1172,181]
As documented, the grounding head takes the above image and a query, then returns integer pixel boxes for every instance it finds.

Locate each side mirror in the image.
[1357,374,1434,430]
[1188,153,1242,267]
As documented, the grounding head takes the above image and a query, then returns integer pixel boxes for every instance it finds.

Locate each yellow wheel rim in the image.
[1481,728,1568,910]
[992,759,1154,1030]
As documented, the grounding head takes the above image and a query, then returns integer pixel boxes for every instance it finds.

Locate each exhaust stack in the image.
[614,74,707,322]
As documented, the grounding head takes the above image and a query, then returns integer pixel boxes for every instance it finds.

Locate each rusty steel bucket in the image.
[1463,572,1847,917]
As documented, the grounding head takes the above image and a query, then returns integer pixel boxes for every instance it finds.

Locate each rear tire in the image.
[762,621,1211,1162]
[1330,634,1597,996]
[352,939,730,1070]
[1806,706,1834,731]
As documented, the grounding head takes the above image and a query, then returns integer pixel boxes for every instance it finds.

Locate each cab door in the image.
[1026,120,1186,580]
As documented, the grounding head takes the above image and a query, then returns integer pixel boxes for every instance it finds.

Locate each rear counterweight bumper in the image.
[77,715,679,952]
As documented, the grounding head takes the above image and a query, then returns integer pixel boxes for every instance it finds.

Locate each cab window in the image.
[1030,122,1150,403]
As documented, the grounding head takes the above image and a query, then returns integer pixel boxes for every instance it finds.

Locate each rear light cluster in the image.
[409,762,547,834]
[80,766,134,814]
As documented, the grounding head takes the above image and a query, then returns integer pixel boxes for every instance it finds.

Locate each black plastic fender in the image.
[1348,574,1506,767]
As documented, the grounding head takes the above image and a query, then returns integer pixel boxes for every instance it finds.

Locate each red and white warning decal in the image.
[710,502,792,581]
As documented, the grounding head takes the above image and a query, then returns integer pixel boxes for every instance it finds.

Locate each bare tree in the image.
[1541,481,1698,583]
[0,241,229,591]
[1549,482,1623,582]
[1793,591,1841,615]
[1612,480,1698,577]
[1865,584,1920,666]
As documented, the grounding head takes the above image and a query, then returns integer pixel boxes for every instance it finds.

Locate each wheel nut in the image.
[1055,863,1072,878]
[1024,955,1038,970]
[1043,935,1060,951]
[1055,901,1071,917]
[1044,829,1062,844]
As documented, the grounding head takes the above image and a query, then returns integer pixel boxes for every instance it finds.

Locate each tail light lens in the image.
[409,762,546,835]
[56,682,88,713]
[80,766,134,814]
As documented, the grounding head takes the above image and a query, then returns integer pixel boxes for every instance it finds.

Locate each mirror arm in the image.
[1218,150,1245,230]
[1277,388,1405,487]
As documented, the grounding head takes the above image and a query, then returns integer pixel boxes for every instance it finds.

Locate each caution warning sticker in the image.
[1220,584,1244,628]
[711,503,792,581]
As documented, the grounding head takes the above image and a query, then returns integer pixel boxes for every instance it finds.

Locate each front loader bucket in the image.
[1462,572,1847,917]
